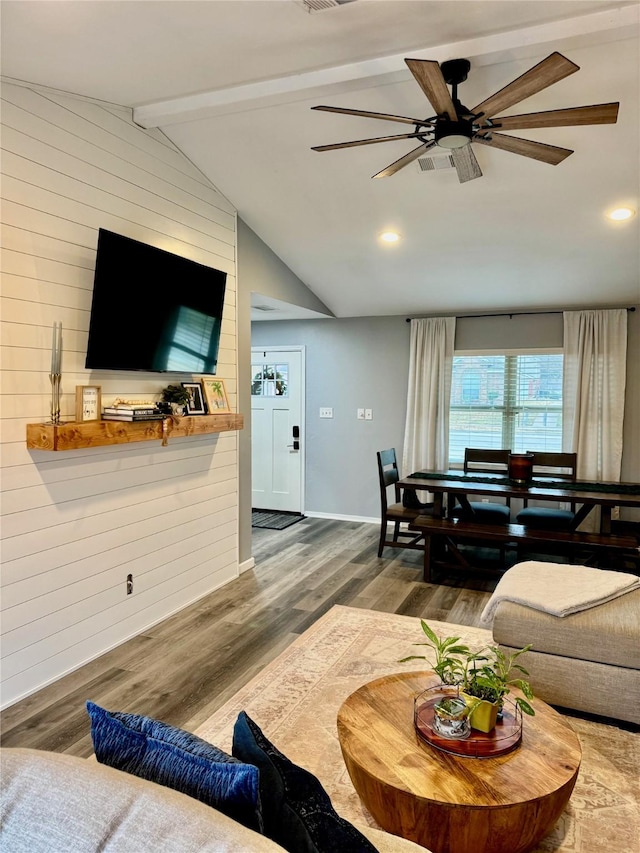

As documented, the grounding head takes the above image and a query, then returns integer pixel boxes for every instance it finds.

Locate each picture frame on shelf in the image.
[75,385,101,422]
[181,382,206,415]
[201,378,231,414]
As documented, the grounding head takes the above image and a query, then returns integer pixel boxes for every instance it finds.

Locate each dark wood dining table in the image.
[397,470,640,580]
[398,470,640,533]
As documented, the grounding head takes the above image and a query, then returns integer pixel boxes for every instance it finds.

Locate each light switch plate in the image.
[357,408,365,420]
[365,409,373,420]
[319,407,333,418]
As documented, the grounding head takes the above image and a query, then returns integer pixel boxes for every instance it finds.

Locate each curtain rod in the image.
[405,307,636,322]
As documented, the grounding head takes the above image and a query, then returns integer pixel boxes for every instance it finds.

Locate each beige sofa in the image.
[0,748,429,853]
[492,586,640,724]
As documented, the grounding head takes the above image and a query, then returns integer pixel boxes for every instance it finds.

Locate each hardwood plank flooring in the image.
[0,518,497,756]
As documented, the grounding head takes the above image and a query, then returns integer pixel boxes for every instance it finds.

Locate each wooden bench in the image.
[409,515,640,582]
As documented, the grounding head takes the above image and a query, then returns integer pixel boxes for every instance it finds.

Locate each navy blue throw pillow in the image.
[86,701,262,833]
[232,711,377,853]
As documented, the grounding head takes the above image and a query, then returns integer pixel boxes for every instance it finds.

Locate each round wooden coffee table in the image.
[337,671,581,853]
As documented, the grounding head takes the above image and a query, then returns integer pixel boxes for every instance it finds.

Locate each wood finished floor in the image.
[0,517,499,757]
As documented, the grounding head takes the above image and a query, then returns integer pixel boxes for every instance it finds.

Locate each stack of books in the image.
[102,405,164,422]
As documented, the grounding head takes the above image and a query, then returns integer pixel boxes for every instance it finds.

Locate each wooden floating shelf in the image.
[26,413,244,451]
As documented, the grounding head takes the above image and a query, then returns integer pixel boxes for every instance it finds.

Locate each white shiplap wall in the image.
[0,80,240,708]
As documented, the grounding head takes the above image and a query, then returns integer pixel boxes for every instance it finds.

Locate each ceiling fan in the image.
[311,52,619,182]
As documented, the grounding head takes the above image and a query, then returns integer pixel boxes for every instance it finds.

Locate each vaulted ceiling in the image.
[2,1,638,317]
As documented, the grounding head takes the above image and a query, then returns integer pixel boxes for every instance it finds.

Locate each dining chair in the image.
[449,448,512,524]
[515,451,578,530]
[377,448,432,558]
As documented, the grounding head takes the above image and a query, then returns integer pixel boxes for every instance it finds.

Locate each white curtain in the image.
[402,317,456,476]
[563,309,627,527]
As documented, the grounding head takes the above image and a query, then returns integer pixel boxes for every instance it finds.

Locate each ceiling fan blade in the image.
[311,105,430,126]
[474,132,573,165]
[405,59,458,120]
[451,145,482,183]
[312,132,427,152]
[372,141,436,178]
[490,102,619,131]
[472,52,579,125]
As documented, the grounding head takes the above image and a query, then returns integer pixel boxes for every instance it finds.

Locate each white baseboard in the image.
[239,557,255,574]
[304,511,379,525]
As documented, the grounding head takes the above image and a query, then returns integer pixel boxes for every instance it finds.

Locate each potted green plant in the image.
[160,384,191,415]
[399,620,470,685]
[461,645,535,733]
[401,622,535,735]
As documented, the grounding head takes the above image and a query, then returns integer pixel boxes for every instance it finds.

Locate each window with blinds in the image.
[449,351,564,464]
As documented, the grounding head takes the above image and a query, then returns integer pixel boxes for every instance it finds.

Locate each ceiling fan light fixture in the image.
[436,134,471,150]
[607,207,635,221]
[434,118,473,150]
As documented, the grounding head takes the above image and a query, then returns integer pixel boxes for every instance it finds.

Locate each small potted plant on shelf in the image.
[159,384,191,416]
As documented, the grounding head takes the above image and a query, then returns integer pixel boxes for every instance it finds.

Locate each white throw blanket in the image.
[480,561,640,624]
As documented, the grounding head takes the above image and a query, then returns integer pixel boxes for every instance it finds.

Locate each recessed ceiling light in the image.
[380,231,400,243]
[607,207,635,221]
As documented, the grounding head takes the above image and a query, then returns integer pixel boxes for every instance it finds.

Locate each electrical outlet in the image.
[126,573,134,594]
[319,407,333,418]
[357,408,365,420]
[365,409,373,420]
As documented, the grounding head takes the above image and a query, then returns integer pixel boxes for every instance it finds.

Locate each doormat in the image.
[251,510,306,530]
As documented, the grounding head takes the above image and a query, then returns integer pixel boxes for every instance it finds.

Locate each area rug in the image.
[195,605,638,853]
[251,510,306,530]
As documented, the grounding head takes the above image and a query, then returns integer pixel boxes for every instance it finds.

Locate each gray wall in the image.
[238,219,332,315]
[252,308,640,521]
[252,317,411,519]
[454,313,564,350]
[237,219,331,562]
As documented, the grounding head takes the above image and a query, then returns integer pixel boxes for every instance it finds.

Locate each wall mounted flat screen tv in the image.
[85,229,227,373]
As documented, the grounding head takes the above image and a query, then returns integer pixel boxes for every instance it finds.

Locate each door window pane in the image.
[275,365,288,396]
[251,365,263,395]
[251,362,289,397]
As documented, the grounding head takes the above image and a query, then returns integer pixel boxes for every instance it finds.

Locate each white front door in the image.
[251,347,304,513]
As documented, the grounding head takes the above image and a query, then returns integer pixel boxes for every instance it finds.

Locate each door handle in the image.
[288,425,300,451]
